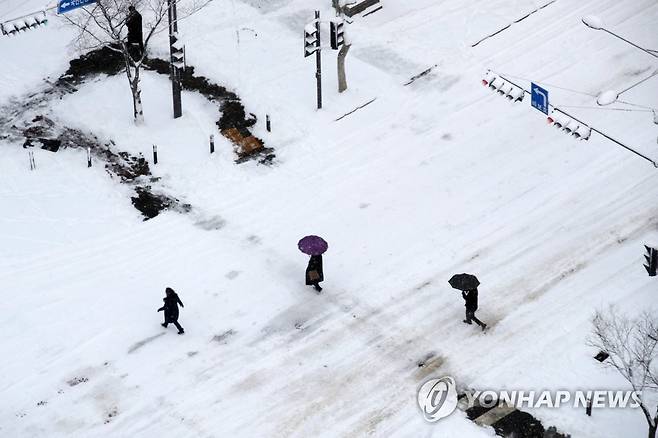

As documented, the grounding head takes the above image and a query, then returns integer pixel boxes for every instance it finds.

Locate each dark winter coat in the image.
[305,254,324,285]
[127,10,143,47]
[158,292,184,323]
[462,289,478,312]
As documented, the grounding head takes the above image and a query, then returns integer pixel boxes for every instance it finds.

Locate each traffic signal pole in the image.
[168,0,182,118]
[314,10,322,110]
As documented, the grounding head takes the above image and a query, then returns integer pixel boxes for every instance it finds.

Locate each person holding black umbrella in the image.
[462,288,486,331]
[449,273,487,331]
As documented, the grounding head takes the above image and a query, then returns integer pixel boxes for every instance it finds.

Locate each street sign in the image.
[531,82,549,114]
[58,0,97,14]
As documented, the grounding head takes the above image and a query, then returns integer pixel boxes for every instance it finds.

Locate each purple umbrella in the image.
[298,235,328,256]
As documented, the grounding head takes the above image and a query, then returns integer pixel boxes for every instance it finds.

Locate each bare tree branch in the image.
[589,307,658,436]
[58,0,210,122]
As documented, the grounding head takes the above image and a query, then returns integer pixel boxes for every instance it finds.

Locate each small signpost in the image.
[57,0,97,14]
[531,82,549,114]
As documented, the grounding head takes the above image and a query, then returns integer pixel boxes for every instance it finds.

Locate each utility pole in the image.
[314,10,322,109]
[168,0,182,118]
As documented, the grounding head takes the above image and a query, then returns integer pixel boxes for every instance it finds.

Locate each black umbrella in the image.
[448,273,480,291]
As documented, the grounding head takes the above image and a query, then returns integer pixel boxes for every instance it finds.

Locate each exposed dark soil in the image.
[58,45,125,85]
[17,115,190,220]
[54,45,269,161]
[143,58,274,164]
[3,44,272,219]
[132,186,191,220]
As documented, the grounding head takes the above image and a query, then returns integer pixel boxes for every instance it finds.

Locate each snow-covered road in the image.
[1,0,657,436]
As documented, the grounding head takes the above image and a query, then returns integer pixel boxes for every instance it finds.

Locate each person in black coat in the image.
[158,287,185,334]
[126,6,143,60]
[305,254,324,292]
[462,288,486,331]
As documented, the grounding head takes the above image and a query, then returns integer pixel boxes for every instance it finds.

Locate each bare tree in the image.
[332,0,352,93]
[61,0,208,123]
[589,308,658,438]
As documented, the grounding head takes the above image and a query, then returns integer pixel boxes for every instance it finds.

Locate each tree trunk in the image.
[641,405,658,438]
[123,51,144,124]
[126,65,144,124]
[337,43,351,93]
[131,70,144,124]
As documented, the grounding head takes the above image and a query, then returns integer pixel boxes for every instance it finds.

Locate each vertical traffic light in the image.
[170,32,185,69]
[644,245,657,276]
[330,18,344,50]
[304,22,319,58]
[167,0,182,119]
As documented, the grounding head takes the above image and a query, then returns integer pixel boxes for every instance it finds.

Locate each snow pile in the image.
[1,0,658,437]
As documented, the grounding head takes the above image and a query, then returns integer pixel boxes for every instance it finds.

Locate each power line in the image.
[494,71,658,168]
[500,70,657,113]
[558,105,653,113]
[499,72,596,97]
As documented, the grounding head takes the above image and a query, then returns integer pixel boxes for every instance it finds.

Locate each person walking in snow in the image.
[158,287,185,334]
[306,254,324,292]
[126,6,144,60]
[462,288,486,331]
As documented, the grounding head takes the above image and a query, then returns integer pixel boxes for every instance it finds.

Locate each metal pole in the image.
[497,73,658,168]
[168,0,182,118]
[314,10,322,110]
[602,29,658,60]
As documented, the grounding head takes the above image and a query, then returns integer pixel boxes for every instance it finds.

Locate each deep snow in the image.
[1,0,657,437]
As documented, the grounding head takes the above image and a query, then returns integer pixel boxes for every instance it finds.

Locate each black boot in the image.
[314,283,322,292]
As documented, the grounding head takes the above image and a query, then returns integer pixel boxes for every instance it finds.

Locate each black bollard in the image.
[266,114,271,132]
[210,134,215,154]
[586,398,592,416]
[153,144,158,165]
[87,147,92,168]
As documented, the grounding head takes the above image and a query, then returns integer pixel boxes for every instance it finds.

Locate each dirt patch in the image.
[103,407,119,424]
[67,376,89,387]
[16,115,189,220]
[212,329,235,344]
[2,44,274,219]
[58,45,124,86]
[415,352,445,380]
[143,58,274,163]
[131,186,191,220]
[128,332,167,354]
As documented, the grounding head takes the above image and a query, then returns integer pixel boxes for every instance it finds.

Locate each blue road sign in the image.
[58,0,97,14]
[531,83,549,115]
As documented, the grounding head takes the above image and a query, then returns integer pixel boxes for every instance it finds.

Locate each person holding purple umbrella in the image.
[306,254,324,292]
[298,235,328,293]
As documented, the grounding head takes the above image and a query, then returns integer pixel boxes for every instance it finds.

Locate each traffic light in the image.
[170,32,185,69]
[1,11,47,36]
[304,22,319,58]
[644,245,657,276]
[547,110,591,140]
[330,18,344,50]
[482,70,525,102]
